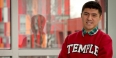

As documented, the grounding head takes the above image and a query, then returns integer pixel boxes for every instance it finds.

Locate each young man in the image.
[58,1,113,58]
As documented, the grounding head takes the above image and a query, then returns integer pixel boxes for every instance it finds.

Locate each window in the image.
[0,0,10,49]
[0,0,107,58]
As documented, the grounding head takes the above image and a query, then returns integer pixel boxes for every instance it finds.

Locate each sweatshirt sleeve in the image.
[58,36,69,58]
[98,34,113,58]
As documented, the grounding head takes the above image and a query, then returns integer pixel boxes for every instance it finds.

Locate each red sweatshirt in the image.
[58,30,113,58]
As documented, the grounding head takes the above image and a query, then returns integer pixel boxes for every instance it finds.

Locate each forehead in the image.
[82,8,99,14]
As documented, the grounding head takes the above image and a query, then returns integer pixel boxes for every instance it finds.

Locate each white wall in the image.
[108,0,116,58]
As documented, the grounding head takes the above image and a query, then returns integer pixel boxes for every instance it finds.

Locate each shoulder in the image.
[65,30,82,41]
[63,31,82,44]
[97,30,113,50]
[68,30,82,37]
[98,30,112,43]
[98,30,111,39]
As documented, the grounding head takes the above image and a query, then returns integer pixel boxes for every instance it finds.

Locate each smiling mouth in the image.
[86,22,92,25]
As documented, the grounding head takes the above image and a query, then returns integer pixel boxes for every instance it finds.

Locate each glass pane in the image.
[18,0,106,49]
[0,56,11,58]
[0,0,11,49]
[19,56,57,58]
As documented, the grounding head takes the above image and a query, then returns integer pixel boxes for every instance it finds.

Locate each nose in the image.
[87,15,92,20]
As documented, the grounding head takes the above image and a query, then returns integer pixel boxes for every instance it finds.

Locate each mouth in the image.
[86,21,92,25]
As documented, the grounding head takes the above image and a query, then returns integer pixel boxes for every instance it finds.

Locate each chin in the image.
[84,25,94,30]
[86,27,94,30]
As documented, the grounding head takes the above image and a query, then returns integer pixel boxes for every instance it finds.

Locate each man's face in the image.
[81,8,101,32]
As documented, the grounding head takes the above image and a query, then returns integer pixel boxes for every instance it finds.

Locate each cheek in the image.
[82,17,86,22]
[82,19,86,24]
[83,19,87,24]
[94,20,100,25]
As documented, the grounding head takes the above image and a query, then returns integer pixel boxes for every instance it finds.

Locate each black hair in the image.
[82,1,102,16]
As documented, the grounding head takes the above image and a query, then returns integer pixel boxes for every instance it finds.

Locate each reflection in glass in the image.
[18,0,70,49]
[0,0,10,49]
[31,14,47,48]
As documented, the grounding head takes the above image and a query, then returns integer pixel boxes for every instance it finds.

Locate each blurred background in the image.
[0,0,116,58]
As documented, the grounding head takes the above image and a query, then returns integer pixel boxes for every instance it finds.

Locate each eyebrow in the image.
[83,12,88,13]
[83,12,97,15]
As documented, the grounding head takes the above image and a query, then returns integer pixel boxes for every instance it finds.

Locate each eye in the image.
[92,14,97,17]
